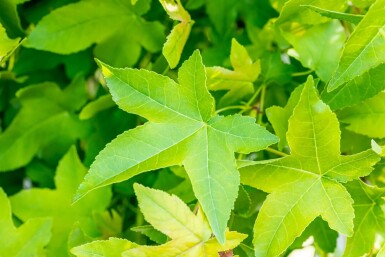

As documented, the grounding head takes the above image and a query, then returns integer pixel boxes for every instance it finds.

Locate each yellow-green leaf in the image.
[206,39,261,107]
[160,0,193,68]
[120,184,247,257]
[328,0,385,91]
[75,51,277,243]
[240,76,380,257]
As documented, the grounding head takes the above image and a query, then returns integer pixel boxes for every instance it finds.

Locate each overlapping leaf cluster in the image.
[1,0,385,256]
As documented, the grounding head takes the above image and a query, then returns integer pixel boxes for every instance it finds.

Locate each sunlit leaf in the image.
[328,0,385,91]
[206,38,261,107]
[240,76,380,256]
[160,0,193,68]
[74,51,278,243]
[0,188,52,257]
[10,146,112,257]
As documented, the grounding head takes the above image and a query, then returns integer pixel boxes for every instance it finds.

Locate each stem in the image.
[257,85,266,124]
[162,66,170,75]
[239,86,263,114]
[265,147,287,157]
[292,69,314,77]
[216,105,245,114]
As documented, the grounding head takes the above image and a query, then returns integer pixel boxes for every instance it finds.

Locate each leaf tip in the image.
[371,140,384,156]
[95,58,114,78]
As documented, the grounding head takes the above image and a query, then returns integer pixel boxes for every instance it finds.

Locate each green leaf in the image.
[160,0,193,68]
[71,237,137,257]
[328,0,385,91]
[276,0,347,29]
[0,0,24,38]
[26,0,165,67]
[10,146,112,257]
[338,92,385,138]
[290,218,338,253]
[266,84,303,150]
[343,180,385,257]
[303,5,364,25]
[0,188,52,257]
[74,50,278,243]
[0,79,89,171]
[284,21,346,81]
[240,76,380,257]
[322,64,385,110]
[122,184,247,257]
[131,225,168,244]
[0,23,21,64]
[205,0,238,38]
[206,38,261,107]
[79,95,115,120]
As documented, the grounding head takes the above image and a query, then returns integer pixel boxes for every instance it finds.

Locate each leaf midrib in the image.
[112,70,202,123]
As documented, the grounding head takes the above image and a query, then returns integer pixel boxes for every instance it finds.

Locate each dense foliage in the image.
[1,0,385,256]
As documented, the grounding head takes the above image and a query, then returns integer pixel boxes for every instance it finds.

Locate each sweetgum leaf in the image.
[74,50,278,243]
[0,78,89,171]
[71,238,137,257]
[121,184,247,257]
[328,0,385,91]
[322,64,385,110]
[160,0,193,68]
[25,0,165,67]
[10,146,112,257]
[240,76,380,257]
[284,20,346,81]
[266,84,303,150]
[338,92,385,138]
[206,39,261,107]
[303,5,364,25]
[0,188,52,257]
[275,0,347,28]
[343,180,385,257]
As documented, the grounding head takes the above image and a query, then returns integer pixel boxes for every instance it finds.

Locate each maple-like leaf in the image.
[343,180,385,257]
[239,76,380,257]
[10,146,112,257]
[123,184,247,257]
[74,50,278,243]
[0,78,89,172]
[0,188,52,257]
[206,38,261,107]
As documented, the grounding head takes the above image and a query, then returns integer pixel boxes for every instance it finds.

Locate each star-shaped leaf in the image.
[206,38,261,107]
[0,188,52,257]
[123,184,247,257]
[10,146,112,257]
[343,180,385,257]
[74,50,278,243]
[239,76,380,257]
[160,0,194,68]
